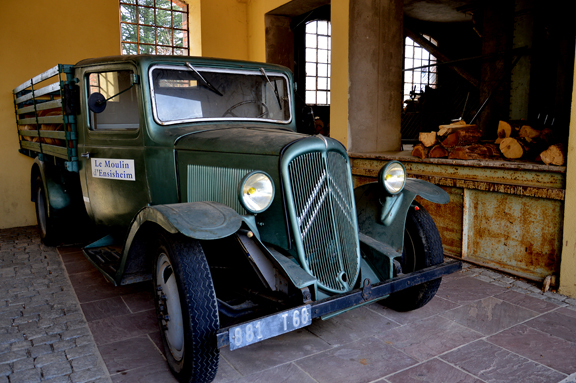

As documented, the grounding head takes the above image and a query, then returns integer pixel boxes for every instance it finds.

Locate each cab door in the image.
[78,65,150,230]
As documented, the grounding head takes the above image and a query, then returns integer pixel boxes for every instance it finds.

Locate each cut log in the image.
[518,125,541,142]
[411,143,430,159]
[441,127,482,148]
[448,144,491,160]
[497,121,512,140]
[438,123,477,137]
[419,132,437,147]
[540,144,565,166]
[499,137,524,159]
[483,143,501,159]
[508,120,529,135]
[428,144,449,158]
[539,128,555,145]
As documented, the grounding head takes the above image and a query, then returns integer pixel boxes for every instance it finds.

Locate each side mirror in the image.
[88,92,107,113]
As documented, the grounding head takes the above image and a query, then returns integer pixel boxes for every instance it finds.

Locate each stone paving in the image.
[2,225,576,383]
[0,227,111,383]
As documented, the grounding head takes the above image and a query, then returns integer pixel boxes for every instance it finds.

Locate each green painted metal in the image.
[176,145,292,250]
[355,182,418,256]
[116,201,243,284]
[187,165,252,215]
[404,178,450,204]
[280,136,361,294]
[250,234,317,291]
[84,234,116,249]
[358,232,400,281]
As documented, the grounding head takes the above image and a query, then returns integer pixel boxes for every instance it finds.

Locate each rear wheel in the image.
[384,202,443,311]
[153,233,219,383]
[34,176,60,246]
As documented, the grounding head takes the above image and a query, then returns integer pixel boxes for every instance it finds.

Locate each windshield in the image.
[150,65,291,125]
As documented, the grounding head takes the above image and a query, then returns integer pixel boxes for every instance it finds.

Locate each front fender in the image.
[115,201,243,285]
[355,179,448,255]
[125,201,243,244]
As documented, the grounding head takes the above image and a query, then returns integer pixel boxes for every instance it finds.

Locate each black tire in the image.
[384,202,443,312]
[153,233,219,383]
[34,176,60,246]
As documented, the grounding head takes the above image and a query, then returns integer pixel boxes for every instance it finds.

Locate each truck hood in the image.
[174,127,307,156]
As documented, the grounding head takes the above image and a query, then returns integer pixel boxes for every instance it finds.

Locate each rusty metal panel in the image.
[462,189,563,281]
[416,186,463,257]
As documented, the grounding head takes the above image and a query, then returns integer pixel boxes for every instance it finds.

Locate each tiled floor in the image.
[58,246,576,383]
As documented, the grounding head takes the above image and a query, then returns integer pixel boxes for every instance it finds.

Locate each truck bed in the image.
[12,64,79,172]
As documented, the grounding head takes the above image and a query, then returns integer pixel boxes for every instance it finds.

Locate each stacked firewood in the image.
[495,120,565,165]
[411,120,566,165]
[411,121,500,160]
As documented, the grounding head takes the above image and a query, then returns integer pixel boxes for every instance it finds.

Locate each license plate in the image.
[229,305,312,350]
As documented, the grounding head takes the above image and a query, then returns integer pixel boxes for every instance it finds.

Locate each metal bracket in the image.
[301,287,312,303]
[361,278,372,301]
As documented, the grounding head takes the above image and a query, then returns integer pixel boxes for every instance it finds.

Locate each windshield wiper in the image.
[185,62,223,97]
[260,68,282,110]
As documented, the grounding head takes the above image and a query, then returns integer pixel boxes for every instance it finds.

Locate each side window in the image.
[88,71,139,131]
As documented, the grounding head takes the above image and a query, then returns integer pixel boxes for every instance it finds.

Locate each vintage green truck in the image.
[12,55,460,383]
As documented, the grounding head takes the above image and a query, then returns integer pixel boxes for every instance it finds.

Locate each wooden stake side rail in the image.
[12,64,79,171]
[13,65,59,94]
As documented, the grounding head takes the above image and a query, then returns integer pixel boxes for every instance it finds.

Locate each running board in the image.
[82,234,123,283]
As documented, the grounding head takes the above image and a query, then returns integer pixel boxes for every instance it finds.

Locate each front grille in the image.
[286,150,360,293]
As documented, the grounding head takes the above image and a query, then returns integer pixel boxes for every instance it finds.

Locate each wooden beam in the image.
[404,28,479,88]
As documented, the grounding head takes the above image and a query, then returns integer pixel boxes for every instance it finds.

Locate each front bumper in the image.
[216,259,462,349]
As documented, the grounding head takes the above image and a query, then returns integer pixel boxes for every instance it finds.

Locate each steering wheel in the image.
[223,100,269,118]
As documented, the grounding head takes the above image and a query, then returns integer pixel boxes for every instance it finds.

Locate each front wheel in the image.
[153,233,219,383]
[384,201,444,312]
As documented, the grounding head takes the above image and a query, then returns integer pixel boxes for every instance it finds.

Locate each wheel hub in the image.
[156,253,185,362]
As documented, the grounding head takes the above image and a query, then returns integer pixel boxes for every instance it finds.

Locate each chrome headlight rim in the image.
[238,171,275,214]
[378,161,406,195]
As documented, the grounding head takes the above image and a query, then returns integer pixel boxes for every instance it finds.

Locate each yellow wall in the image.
[560,50,576,298]
[245,0,289,62]
[200,0,249,60]
[189,0,203,56]
[0,0,121,229]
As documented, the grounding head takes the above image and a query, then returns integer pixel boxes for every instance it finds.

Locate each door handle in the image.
[81,152,90,158]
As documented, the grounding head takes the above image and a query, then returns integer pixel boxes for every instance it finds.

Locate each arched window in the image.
[403,35,437,100]
[305,20,331,105]
[120,0,190,55]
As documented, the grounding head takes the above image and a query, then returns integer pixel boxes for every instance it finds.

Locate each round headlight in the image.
[239,171,275,214]
[379,161,406,195]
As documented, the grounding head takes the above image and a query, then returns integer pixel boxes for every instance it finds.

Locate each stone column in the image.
[348,0,403,153]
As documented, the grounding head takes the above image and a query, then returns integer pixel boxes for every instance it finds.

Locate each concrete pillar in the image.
[560,44,576,299]
[348,0,403,153]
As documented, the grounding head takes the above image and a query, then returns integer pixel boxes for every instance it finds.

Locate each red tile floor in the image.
[59,247,177,382]
[59,246,576,383]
